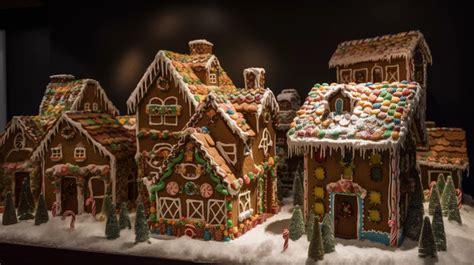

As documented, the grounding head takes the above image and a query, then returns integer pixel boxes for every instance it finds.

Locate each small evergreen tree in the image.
[119,202,132,230]
[428,184,440,216]
[306,210,316,241]
[308,217,324,261]
[2,192,18,225]
[405,175,424,241]
[432,205,446,251]
[105,203,120,240]
[17,179,34,220]
[34,193,49,225]
[289,205,305,241]
[135,202,150,243]
[293,173,303,207]
[321,213,335,253]
[276,178,284,202]
[418,216,437,258]
[436,174,446,197]
[441,176,462,224]
[100,195,112,220]
[24,178,34,212]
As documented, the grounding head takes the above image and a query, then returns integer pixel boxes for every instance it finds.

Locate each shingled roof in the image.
[329,31,432,68]
[287,81,422,154]
[417,127,469,170]
[0,115,56,148]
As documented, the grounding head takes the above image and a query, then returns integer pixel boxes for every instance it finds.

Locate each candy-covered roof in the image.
[39,76,119,117]
[276,110,297,131]
[223,88,279,119]
[116,115,136,131]
[0,115,56,148]
[417,128,469,170]
[287,81,422,153]
[329,31,432,68]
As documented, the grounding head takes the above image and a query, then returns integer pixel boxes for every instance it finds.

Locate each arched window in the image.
[147,97,181,126]
[163,97,179,126]
[371,66,383,83]
[147,97,164,125]
[14,133,25,149]
[335,98,344,115]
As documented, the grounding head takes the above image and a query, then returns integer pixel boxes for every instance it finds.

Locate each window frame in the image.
[74,147,87,162]
[51,145,63,161]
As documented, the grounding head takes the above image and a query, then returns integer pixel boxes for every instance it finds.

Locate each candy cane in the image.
[85,197,96,217]
[282,228,289,252]
[388,216,397,247]
[456,189,462,209]
[429,181,437,198]
[52,201,60,217]
[62,210,76,229]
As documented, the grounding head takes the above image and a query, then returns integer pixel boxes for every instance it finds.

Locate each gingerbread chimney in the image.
[243,68,265,89]
[188,39,213,55]
[49,74,75,83]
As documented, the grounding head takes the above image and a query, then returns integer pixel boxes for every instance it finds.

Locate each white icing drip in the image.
[188,39,214,46]
[243,68,265,89]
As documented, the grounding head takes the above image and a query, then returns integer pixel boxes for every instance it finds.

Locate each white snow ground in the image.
[1,198,474,264]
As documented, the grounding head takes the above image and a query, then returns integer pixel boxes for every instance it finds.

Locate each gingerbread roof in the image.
[276,110,297,131]
[277,89,301,108]
[329,31,432,68]
[224,88,279,119]
[287,81,422,154]
[32,112,135,161]
[39,75,119,117]
[416,128,469,170]
[0,115,56,149]
[116,115,137,131]
[126,48,235,113]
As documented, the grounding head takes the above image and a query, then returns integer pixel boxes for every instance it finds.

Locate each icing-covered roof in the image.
[329,30,432,68]
[287,81,422,152]
[417,128,469,170]
[0,115,56,148]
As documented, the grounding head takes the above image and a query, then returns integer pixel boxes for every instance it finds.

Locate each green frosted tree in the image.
[105,203,120,240]
[432,205,446,251]
[306,210,316,241]
[293,172,303,207]
[321,213,335,253]
[119,202,132,230]
[418,216,437,258]
[436,174,446,197]
[2,192,18,225]
[24,178,34,212]
[135,202,150,243]
[308,216,324,261]
[428,184,440,216]
[100,194,112,220]
[289,205,305,241]
[34,193,49,225]
[405,175,424,241]
[441,176,462,224]
[17,179,34,220]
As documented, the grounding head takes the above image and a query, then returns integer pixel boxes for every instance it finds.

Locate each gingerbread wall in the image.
[328,91,353,113]
[0,128,35,163]
[336,58,408,84]
[419,165,461,190]
[78,83,113,114]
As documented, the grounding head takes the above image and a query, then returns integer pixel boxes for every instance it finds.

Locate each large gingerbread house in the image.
[0,74,120,209]
[287,81,424,247]
[416,126,469,191]
[30,112,136,214]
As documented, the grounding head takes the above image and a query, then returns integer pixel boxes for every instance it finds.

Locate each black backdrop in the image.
[1,0,473,196]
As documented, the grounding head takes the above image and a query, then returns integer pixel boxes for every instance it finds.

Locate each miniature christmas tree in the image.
[440,176,462,224]
[308,216,324,261]
[17,179,34,220]
[306,210,316,241]
[436,174,446,196]
[321,213,335,253]
[119,202,131,230]
[24,178,34,212]
[289,205,305,241]
[100,194,112,220]
[105,203,120,240]
[34,193,49,226]
[428,184,440,216]
[418,216,437,258]
[405,175,424,241]
[293,172,303,207]
[277,178,284,202]
[2,192,18,225]
[432,205,446,251]
[135,202,150,243]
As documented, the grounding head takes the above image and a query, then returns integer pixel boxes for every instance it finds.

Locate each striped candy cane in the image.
[429,181,437,198]
[62,210,76,229]
[455,189,462,209]
[282,228,289,252]
[52,201,60,217]
[85,197,97,217]
[388,218,398,247]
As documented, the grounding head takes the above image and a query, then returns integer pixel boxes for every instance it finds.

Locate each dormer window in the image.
[84,103,91,111]
[74,144,86,162]
[209,73,217,85]
[92,103,99,111]
[51,145,63,161]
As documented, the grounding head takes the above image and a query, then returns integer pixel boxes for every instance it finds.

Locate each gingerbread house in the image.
[30,112,136,214]
[287,81,424,247]
[0,74,120,209]
[416,127,469,191]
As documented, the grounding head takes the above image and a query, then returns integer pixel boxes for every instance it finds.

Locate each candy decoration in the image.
[85,197,97,218]
[282,228,289,252]
[184,224,197,238]
[428,181,437,198]
[200,183,213,198]
[388,215,398,247]
[166,181,179,196]
[62,210,76,229]
[52,201,60,217]
[456,188,462,209]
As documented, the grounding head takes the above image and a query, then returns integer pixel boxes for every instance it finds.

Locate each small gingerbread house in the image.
[287,81,424,247]
[30,112,136,215]
[416,127,469,191]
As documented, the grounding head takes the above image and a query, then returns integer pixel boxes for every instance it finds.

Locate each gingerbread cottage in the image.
[416,126,469,191]
[30,112,136,214]
[287,81,424,247]
[0,74,120,210]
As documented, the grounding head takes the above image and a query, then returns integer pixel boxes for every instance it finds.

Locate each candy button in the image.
[380,106,389,112]
[396,107,404,113]
[393,118,401,125]
[364,107,372,114]
[385,123,394,130]
[391,97,400,103]
[339,118,350,127]
[385,116,394,123]
[393,91,402,97]
[316,108,324,115]
[394,125,401,131]
[394,112,402,118]
[368,94,377,102]
[383,100,391,106]
[377,112,387,119]
[372,109,381,115]
[392,131,400,140]
[373,103,382,109]
[383,130,392,139]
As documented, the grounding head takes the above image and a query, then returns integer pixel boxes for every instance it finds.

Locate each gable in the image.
[328,90,352,114]
[0,126,35,163]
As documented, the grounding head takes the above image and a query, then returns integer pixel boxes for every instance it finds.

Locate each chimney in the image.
[243,68,265,89]
[49,74,75,83]
[188,39,213,55]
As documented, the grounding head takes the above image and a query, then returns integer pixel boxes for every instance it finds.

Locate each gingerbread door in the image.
[334,194,358,239]
[61,176,78,214]
[14,172,29,207]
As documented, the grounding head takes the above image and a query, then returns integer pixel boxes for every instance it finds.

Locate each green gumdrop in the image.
[227,219,233,228]
[226,202,233,211]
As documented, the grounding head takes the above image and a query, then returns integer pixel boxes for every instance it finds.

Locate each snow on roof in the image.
[0,115,56,149]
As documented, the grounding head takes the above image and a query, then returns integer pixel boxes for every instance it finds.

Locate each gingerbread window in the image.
[92,102,99,111]
[74,145,86,162]
[186,199,205,221]
[13,133,25,149]
[147,97,182,126]
[158,197,182,220]
[340,69,352,83]
[84,103,91,111]
[353,69,368,83]
[209,73,217,85]
[258,128,273,155]
[216,142,237,166]
[371,66,383,83]
[385,65,399,82]
[238,190,253,221]
[207,199,226,225]
[51,145,63,161]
